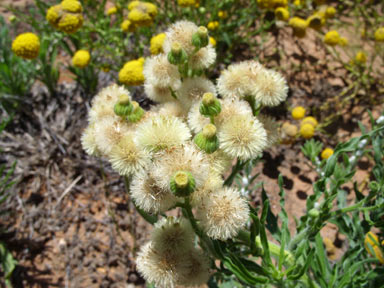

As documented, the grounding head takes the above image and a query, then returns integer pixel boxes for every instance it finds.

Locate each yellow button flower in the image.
[365,232,384,264]
[325,6,336,19]
[128,1,140,10]
[209,37,216,47]
[177,0,197,7]
[107,6,118,15]
[374,27,384,42]
[61,0,82,13]
[207,21,219,30]
[119,58,145,86]
[271,0,288,8]
[307,13,325,30]
[275,7,290,21]
[12,32,40,60]
[324,30,340,46]
[289,17,307,38]
[339,37,348,46]
[300,123,315,139]
[150,33,166,55]
[72,50,91,68]
[292,106,306,120]
[121,20,135,32]
[46,0,83,34]
[282,122,298,137]
[218,11,228,19]
[301,116,318,128]
[321,148,334,160]
[355,51,367,64]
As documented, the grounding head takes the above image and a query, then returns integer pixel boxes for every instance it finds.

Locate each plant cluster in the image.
[82,20,384,287]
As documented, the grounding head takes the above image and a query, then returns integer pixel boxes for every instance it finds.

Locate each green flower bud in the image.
[192,26,209,49]
[199,92,221,117]
[368,181,379,193]
[308,208,319,218]
[170,171,196,197]
[167,42,188,65]
[194,124,219,154]
[114,94,133,117]
[127,101,145,123]
[199,7,206,14]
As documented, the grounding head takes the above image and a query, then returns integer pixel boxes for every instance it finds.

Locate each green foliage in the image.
[0,15,35,113]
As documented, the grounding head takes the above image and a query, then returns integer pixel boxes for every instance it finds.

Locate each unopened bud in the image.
[127,101,144,123]
[192,26,209,49]
[194,124,219,154]
[168,42,187,65]
[170,171,196,197]
[114,94,133,117]
[200,93,221,117]
[308,208,319,218]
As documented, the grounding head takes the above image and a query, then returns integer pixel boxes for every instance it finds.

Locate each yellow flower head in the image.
[301,116,318,128]
[325,6,336,18]
[365,232,384,264]
[61,0,82,13]
[207,21,219,30]
[271,0,288,8]
[121,20,135,32]
[374,27,384,42]
[119,58,145,86]
[46,5,61,28]
[150,33,166,55]
[339,37,348,46]
[177,0,197,7]
[209,37,216,47]
[292,106,306,120]
[12,32,40,60]
[72,50,91,68]
[321,148,334,160]
[128,1,140,10]
[355,51,367,64]
[307,13,325,30]
[289,17,307,38]
[282,122,298,137]
[46,0,83,33]
[127,2,157,27]
[218,11,228,19]
[324,30,340,46]
[300,123,315,139]
[107,6,118,15]
[275,7,289,21]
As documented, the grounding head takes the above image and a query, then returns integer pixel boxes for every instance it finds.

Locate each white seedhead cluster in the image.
[81,20,288,288]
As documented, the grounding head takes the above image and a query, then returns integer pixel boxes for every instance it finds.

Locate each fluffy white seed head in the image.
[89,84,131,123]
[258,115,280,146]
[94,116,131,156]
[130,169,180,214]
[188,46,216,70]
[252,68,288,107]
[152,144,210,193]
[177,248,211,287]
[135,115,191,152]
[163,21,199,55]
[190,171,223,207]
[217,60,262,99]
[144,83,175,103]
[197,187,249,240]
[143,54,181,90]
[81,124,100,156]
[218,114,267,161]
[136,242,181,288]
[151,217,195,257]
[178,77,216,111]
[154,101,188,118]
[108,134,150,176]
